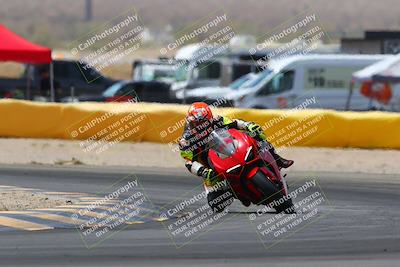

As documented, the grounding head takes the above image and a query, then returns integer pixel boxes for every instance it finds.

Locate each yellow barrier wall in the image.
[1,99,399,149]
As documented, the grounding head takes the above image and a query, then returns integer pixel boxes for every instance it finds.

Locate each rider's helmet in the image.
[186,102,213,135]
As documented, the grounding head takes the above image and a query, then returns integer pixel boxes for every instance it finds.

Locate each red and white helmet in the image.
[186,102,213,130]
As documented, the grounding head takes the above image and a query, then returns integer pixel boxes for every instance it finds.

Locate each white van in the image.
[229,54,391,110]
[175,73,257,100]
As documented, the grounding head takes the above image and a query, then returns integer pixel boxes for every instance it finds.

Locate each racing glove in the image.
[246,122,266,140]
[199,167,220,185]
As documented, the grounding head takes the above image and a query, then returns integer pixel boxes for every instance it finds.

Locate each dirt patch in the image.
[0,190,73,211]
[0,138,399,175]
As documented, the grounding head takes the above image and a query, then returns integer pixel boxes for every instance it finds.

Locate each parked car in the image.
[175,73,257,101]
[0,59,117,100]
[63,80,176,103]
[170,44,263,97]
[170,43,340,98]
[0,77,26,99]
[132,59,176,84]
[228,54,391,110]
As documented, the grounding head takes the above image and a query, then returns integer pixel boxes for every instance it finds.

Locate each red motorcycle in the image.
[207,128,294,213]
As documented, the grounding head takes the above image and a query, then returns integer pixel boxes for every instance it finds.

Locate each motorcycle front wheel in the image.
[251,171,294,214]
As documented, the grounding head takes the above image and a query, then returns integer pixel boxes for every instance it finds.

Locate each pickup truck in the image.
[0,60,117,100]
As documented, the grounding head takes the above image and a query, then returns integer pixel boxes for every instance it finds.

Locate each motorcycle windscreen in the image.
[208,129,237,159]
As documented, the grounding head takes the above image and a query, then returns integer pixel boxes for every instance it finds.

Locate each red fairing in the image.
[209,129,251,174]
[208,128,286,204]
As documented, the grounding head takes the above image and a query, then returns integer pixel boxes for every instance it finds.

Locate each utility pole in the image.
[85,0,92,22]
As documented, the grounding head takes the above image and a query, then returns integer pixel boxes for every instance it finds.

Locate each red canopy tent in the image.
[0,25,53,100]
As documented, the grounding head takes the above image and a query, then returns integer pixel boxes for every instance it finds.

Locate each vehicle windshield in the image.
[103,82,123,97]
[193,61,221,80]
[208,129,237,157]
[77,62,103,81]
[229,74,254,90]
[141,64,175,82]
[175,61,189,82]
[241,70,273,88]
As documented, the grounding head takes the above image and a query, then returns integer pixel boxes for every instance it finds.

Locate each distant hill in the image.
[1,0,400,47]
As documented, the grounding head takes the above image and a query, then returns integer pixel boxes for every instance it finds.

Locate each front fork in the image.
[279,173,289,196]
[258,144,289,196]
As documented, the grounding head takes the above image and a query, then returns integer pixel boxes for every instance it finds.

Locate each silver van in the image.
[229,54,392,110]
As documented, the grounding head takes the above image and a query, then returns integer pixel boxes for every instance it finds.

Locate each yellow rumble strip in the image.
[0,211,86,225]
[0,185,164,231]
[0,216,53,231]
[36,208,112,220]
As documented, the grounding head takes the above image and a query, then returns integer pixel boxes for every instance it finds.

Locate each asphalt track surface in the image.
[0,164,399,267]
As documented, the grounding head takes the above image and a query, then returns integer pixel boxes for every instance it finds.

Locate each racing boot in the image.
[274,154,294,169]
[266,144,294,169]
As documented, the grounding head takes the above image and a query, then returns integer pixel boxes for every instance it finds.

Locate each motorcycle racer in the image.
[179,102,293,212]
